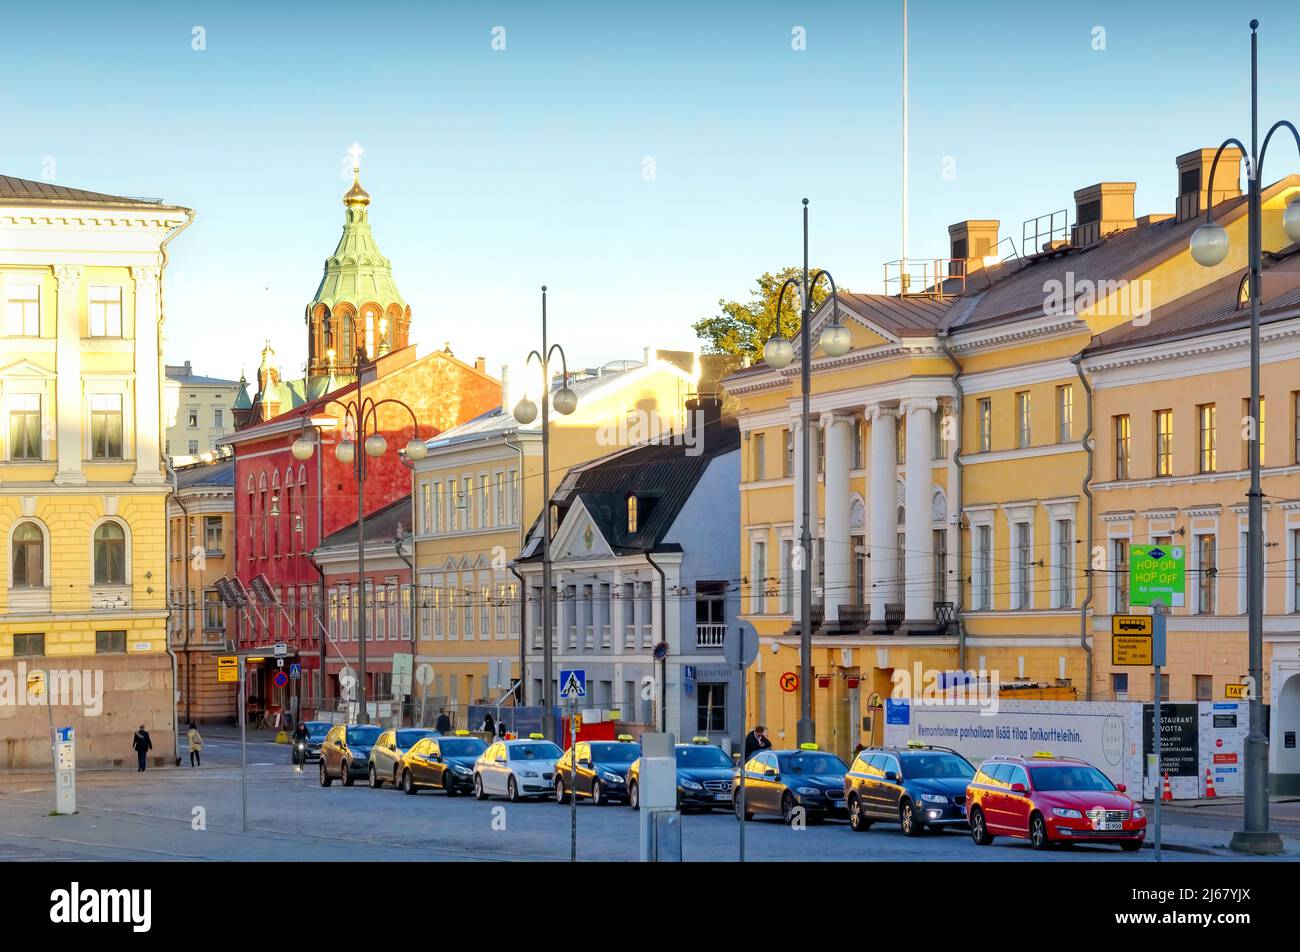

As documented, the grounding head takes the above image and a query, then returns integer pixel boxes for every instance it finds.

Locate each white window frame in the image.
[749,537,767,615]
[88,285,123,338]
[5,282,41,337]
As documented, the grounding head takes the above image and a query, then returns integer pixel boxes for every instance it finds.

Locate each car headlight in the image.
[680,778,702,790]
[920,793,948,804]
[1132,806,1145,819]
[796,786,820,796]
[452,764,471,775]
[1052,807,1083,819]
[601,771,624,783]
[519,770,538,778]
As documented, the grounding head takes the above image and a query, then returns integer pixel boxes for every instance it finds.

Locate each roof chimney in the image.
[1175,147,1243,222]
[474,356,486,373]
[947,220,999,275]
[500,364,510,415]
[1071,183,1137,247]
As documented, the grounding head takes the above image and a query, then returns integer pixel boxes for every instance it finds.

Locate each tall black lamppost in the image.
[511,286,578,741]
[1188,19,1300,855]
[761,199,851,746]
[292,365,427,722]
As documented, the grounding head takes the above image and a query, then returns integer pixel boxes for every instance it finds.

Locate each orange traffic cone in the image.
[1161,771,1173,802]
[1204,768,1217,799]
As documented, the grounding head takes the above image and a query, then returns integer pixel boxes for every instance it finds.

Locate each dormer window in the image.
[627,495,638,533]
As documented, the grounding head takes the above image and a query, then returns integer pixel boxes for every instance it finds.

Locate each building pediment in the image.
[551,498,615,561]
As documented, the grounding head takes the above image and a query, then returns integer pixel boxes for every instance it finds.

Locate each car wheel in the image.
[319,760,332,787]
[591,780,604,806]
[507,777,520,803]
[848,796,872,832]
[900,799,922,836]
[1120,839,1142,853]
[629,781,640,811]
[780,792,798,826]
[733,793,754,821]
[368,764,381,789]
[341,762,355,787]
[402,770,418,795]
[970,807,993,846]
[1029,813,1050,850]
[555,778,568,804]
[473,774,487,800]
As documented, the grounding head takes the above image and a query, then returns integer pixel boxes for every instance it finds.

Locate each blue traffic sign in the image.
[559,668,587,699]
[289,663,302,680]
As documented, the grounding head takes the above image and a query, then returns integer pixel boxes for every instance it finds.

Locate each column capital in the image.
[899,397,939,417]
[865,403,898,422]
[54,264,83,290]
[131,265,162,293]
[818,410,856,429]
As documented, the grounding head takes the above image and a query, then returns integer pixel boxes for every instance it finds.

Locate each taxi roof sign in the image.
[454,729,469,735]
[617,734,634,742]
[798,742,819,750]
[528,732,544,739]
[690,736,710,744]
[1033,751,1055,758]
[906,740,926,749]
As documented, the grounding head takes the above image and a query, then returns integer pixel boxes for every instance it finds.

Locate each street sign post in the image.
[1150,602,1169,863]
[1130,544,1186,608]
[1111,615,1154,666]
[725,623,760,862]
[557,668,586,863]
[415,663,433,727]
[239,655,248,832]
[217,655,238,684]
[559,668,587,700]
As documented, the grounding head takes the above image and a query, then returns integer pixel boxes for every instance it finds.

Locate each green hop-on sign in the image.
[1129,544,1185,608]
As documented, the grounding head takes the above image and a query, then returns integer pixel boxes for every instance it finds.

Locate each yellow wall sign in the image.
[1112,634,1153,666]
[217,655,239,683]
[1226,683,1249,699]
[26,671,45,696]
[1111,615,1153,636]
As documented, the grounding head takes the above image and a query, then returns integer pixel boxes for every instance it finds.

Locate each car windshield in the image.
[1029,765,1116,792]
[509,742,562,761]
[902,753,975,780]
[396,730,434,748]
[589,743,638,764]
[439,739,487,758]
[306,723,330,740]
[347,727,382,746]
[783,753,847,775]
[676,747,731,768]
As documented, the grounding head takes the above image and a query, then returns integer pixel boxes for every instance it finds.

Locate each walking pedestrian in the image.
[186,722,203,767]
[743,724,772,761]
[132,724,153,772]
[435,709,451,733]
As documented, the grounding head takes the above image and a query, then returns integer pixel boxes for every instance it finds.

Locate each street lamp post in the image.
[292,370,427,724]
[1188,19,1300,856]
[762,199,851,746]
[511,286,578,742]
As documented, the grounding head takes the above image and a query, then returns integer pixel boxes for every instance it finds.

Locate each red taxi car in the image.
[966,753,1146,851]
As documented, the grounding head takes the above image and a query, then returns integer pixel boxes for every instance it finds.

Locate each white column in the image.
[54,265,85,485]
[867,404,898,629]
[821,412,854,624]
[791,416,820,622]
[901,398,938,627]
[132,266,164,484]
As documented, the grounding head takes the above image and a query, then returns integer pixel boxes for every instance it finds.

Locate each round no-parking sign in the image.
[273,671,288,688]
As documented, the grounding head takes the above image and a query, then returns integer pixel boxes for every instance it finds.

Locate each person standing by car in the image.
[480,712,496,736]
[435,709,452,733]
[132,725,153,772]
[186,722,204,767]
[743,725,772,761]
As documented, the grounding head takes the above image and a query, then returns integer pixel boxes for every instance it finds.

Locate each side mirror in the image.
[579,759,591,768]
[1011,782,1027,794]
[1116,784,1127,793]
[496,756,506,764]
[884,771,899,783]
[763,768,777,779]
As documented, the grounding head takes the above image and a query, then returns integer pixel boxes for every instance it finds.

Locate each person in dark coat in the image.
[435,709,451,733]
[132,725,153,772]
[743,725,772,762]
[480,713,496,736]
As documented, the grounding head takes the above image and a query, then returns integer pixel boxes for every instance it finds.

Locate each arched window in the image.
[12,522,44,587]
[94,522,127,585]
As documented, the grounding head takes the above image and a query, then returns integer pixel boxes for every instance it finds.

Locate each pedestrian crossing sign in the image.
[559,668,587,699]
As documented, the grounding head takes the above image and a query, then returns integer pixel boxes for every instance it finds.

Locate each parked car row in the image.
[312,726,1147,851]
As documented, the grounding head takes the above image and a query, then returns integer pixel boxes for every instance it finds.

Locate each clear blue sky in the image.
[3,0,1298,382]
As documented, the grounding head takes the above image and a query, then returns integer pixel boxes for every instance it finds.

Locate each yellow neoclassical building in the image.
[724,150,1300,761]
[409,350,698,726]
[0,174,192,766]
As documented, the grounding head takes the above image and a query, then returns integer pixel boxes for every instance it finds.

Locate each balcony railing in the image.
[696,624,726,648]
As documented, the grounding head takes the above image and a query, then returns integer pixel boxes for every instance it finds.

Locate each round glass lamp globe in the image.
[513,397,538,425]
[1284,200,1300,245]
[404,438,428,460]
[1189,223,1230,267]
[335,440,356,465]
[764,335,795,369]
[553,387,578,415]
[291,436,315,461]
[820,323,852,357]
[364,434,388,458]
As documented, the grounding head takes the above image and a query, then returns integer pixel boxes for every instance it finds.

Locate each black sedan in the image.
[554,738,640,805]
[399,733,488,795]
[626,738,735,812]
[734,745,849,824]
[844,744,976,834]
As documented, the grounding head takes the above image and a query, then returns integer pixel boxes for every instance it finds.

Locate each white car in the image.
[473,736,563,801]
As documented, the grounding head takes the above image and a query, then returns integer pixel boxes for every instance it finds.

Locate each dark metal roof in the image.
[173,459,234,489]
[0,174,172,208]
[318,494,412,549]
[520,421,740,560]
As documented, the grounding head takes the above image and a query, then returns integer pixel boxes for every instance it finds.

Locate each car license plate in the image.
[959,805,966,815]
[714,793,729,801]
[1095,820,1122,831]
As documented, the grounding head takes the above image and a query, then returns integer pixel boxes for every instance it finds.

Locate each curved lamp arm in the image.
[1259,120,1300,189]
[773,276,803,339]
[808,269,842,320]
[1204,136,1250,224]
[359,397,422,439]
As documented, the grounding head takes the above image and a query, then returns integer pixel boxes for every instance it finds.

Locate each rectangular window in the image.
[932,405,948,460]
[1294,527,1300,613]
[187,440,198,455]
[1152,674,1171,702]
[9,393,41,460]
[1112,538,1129,612]
[1016,391,1031,448]
[204,590,225,629]
[88,286,123,337]
[1114,414,1131,480]
[1198,403,1217,473]
[1197,534,1216,614]
[495,472,505,524]
[750,541,767,614]
[14,633,44,656]
[1056,385,1073,443]
[507,469,518,523]
[817,426,826,473]
[1013,522,1031,610]
[187,408,198,428]
[421,482,432,533]
[783,429,794,477]
[462,585,474,639]
[933,528,947,602]
[480,582,490,639]
[976,525,992,610]
[697,683,727,733]
[1111,673,1128,698]
[1155,409,1174,476]
[752,431,766,480]
[212,408,223,431]
[1055,519,1072,608]
[1294,391,1300,464]
[5,284,40,336]
[895,416,906,465]
[479,474,489,527]
[779,539,793,614]
[90,394,124,459]
[1195,675,1213,702]
[204,515,223,552]
[854,420,865,469]
[462,476,472,530]
[95,629,126,653]
[978,398,992,452]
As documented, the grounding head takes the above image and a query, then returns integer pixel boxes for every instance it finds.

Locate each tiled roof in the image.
[0,174,171,207]
[173,458,234,489]
[318,494,412,549]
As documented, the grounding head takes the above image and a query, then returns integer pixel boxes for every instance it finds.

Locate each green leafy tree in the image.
[692,266,843,363]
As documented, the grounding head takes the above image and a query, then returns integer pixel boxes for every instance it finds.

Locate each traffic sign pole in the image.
[1151,601,1168,863]
[570,695,578,863]
[239,655,247,833]
[724,624,759,863]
